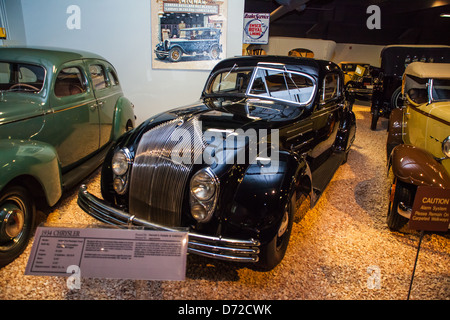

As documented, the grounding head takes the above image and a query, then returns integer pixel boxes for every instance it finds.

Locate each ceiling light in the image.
[440,13,450,17]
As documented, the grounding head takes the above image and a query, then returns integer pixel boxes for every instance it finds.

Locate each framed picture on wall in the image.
[151,0,228,70]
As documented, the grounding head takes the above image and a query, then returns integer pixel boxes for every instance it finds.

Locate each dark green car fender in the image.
[111,96,136,141]
[0,139,62,207]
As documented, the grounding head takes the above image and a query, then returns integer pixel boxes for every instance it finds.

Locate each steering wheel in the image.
[9,83,40,91]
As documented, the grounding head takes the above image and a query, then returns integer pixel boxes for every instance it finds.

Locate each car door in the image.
[46,60,100,171]
[309,72,342,170]
[86,60,119,148]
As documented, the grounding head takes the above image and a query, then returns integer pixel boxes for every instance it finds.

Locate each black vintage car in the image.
[155,27,222,62]
[78,56,356,270]
[370,45,450,130]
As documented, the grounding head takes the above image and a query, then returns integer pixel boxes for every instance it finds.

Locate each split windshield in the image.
[0,61,45,93]
[206,66,315,106]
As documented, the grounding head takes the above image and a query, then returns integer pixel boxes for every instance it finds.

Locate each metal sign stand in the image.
[407,230,425,300]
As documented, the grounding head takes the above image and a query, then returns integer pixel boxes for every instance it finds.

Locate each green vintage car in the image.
[386,62,450,231]
[0,47,135,267]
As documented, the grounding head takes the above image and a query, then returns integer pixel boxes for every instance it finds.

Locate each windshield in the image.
[432,79,450,102]
[0,61,45,93]
[206,66,316,106]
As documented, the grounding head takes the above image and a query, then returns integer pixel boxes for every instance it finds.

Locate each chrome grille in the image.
[129,117,205,227]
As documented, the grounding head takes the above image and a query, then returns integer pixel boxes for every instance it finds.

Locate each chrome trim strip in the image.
[78,185,260,263]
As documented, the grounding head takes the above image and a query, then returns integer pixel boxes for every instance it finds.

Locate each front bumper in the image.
[154,49,169,57]
[77,185,260,263]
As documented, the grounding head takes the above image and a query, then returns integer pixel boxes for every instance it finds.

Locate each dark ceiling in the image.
[244,0,450,45]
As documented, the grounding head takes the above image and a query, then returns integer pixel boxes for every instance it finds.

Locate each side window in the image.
[249,67,315,105]
[322,73,339,102]
[107,70,119,86]
[89,64,107,90]
[54,67,86,98]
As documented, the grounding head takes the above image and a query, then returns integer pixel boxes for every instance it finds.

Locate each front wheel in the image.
[0,186,35,268]
[257,200,294,270]
[168,47,182,62]
[387,179,415,231]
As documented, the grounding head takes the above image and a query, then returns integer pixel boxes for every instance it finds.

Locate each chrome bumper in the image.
[154,49,169,57]
[77,185,260,263]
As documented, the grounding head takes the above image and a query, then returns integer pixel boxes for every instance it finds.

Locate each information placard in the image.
[409,186,450,232]
[25,226,188,280]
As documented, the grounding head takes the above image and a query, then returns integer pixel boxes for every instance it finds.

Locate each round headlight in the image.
[191,203,208,222]
[442,136,450,158]
[112,149,130,176]
[190,169,217,201]
[113,177,126,195]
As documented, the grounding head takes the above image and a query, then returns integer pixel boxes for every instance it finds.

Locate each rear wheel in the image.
[209,45,220,60]
[0,186,35,268]
[371,110,379,130]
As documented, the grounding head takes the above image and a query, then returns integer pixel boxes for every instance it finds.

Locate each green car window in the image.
[89,64,107,90]
[54,67,86,97]
[0,61,45,93]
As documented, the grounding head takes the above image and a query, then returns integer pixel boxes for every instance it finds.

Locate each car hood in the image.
[419,101,450,124]
[168,97,307,132]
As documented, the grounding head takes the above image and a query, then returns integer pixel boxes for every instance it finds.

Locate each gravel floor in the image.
[1,103,449,301]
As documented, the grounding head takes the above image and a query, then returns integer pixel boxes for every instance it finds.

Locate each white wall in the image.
[20,0,245,124]
[260,36,337,60]
[332,43,385,67]
[1,0,27,46]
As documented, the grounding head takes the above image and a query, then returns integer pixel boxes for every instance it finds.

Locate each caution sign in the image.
[409,186,450,232]
[243,13,270,44]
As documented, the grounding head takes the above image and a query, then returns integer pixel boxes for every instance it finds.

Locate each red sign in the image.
[409,186,450,232]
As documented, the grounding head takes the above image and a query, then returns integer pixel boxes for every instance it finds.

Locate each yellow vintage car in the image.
[386,62,450,231]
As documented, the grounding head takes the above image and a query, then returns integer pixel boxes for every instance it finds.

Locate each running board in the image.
[311,152,346,206]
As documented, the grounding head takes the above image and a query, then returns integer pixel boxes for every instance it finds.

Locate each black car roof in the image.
[210,55,340,79]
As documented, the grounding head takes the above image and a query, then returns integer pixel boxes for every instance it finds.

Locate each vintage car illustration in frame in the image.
[386,62,450,231]
[78,56,356,270]
[155,27,223,63]
[0,47,136,267]
[370,45,450,130]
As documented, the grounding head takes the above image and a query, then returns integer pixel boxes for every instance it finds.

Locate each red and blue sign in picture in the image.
[243,13,270,45]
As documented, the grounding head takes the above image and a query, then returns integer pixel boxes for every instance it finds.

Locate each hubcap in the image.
[278,210,289,238]
[5,209,24,238]
[0,201,25,243]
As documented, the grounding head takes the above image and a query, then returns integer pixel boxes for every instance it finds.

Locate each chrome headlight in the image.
[442,136,450,158]
[190,168,217,201]
[111,148,132,195]
[112,148,131,176]
[190,168,219,223]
